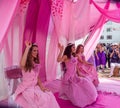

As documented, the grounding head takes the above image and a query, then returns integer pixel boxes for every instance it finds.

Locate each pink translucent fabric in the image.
[36,0,51,81]
[51,0,91,41]
[23,0,39,45]
[46,0,91,81]
[0,1,28,100]
[91,0,120,23]
[84,15,105,60]
[23,0,51,81]
[84,0,110,60]
[0,0,20,52]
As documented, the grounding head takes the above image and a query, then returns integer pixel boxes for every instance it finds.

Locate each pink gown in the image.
[14,64,60,108]
[59,56,98,108]
[77,54,99,86]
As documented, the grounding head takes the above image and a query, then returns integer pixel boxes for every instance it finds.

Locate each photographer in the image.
[109,43,119,77]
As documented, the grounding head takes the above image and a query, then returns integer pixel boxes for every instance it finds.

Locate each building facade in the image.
[99,21,120,44]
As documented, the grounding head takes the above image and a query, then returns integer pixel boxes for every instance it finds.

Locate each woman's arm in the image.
[95,50,99,60]
[20,41,32,68]
[76,54,84,63]
[77,54,92,65]
[84,59,93,65]
[37,77,49,92]
[57,43,67,62]
[76,64,84,77]
[110,50,114,58]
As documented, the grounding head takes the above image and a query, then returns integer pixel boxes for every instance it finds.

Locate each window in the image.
[100,35,104,39]
[106,28,111,32]
[107,35,112,40]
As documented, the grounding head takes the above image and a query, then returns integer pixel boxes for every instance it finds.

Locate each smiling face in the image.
[71,45,76,53]
[79,46,84,53]
[31,46,38,58]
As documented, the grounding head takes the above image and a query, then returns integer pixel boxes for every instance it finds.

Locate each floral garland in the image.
[20,0,30,4]
[49,0,63,17]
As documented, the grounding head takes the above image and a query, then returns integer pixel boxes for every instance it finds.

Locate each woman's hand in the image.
[41,86,50,92]
[88,63,93,66]
[25,40,32,48]
[78,74,84,77]
[58,43,64,52]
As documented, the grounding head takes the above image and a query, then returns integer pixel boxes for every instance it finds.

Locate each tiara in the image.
[67,43,74,46]
[32,43,37,45]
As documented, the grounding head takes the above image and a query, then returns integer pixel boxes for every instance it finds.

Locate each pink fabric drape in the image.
[36,0,51,81]
[0,0,28,100]
[46,30,59,81]
[46,0,64,81]
[84,0,110,60]
[84,15,106,60]
[91,0,120,23]
[23,0,40,50]
[0,0,20,52]
[23,0,51,81]
[46,0,91,80]
[0,0,120,83]
[67,0,91,40]
[3,0,29,67]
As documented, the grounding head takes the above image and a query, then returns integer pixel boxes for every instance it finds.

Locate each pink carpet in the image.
[45,79,120,108]
[54,92,120,108]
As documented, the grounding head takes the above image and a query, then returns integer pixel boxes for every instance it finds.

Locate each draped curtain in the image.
[23,0,51,81]
[92,0,120,23]
[84,0,120,60]
[47,0,120,80]
[46,0,91,81]
[0,0,28,100]
[0,0,120,99]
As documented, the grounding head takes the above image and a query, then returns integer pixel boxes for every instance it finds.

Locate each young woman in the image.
[94,43,106,72]
[76,44,99,87]
[57,43,98,108]
[14,41,60,108]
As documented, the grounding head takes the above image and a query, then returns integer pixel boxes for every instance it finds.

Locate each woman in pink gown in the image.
[14,41,60,108]
[76,44,99,87]
[57,43,98,108]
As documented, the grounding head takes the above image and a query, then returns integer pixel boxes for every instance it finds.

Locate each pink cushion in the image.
[4,66,22,79]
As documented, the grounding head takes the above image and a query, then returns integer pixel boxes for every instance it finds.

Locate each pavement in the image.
[98,68,120,81]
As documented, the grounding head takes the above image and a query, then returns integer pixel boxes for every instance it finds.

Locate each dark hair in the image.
[63,43,75,59]
[0,104,16,108]
[112,0,120,2]
[76,44,84,54]
[60,62,67,73]
[61,43,75,73]
[25,44,39,72]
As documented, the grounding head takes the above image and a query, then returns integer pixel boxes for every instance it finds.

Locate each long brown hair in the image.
[76,44,84,54]
[25,44,40,72]
[63,43,75,59]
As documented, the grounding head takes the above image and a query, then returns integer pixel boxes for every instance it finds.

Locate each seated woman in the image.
[57,43,98,108]
[13,41,60,108]
[76,44,99,87]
